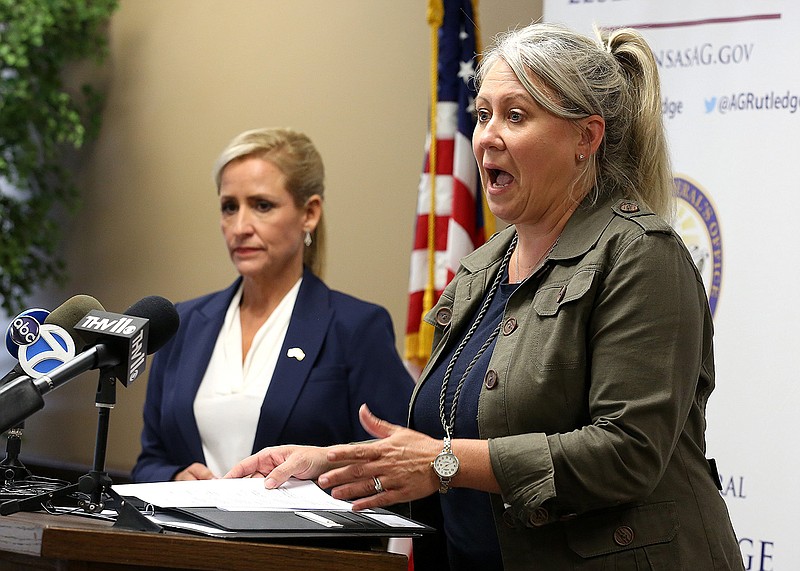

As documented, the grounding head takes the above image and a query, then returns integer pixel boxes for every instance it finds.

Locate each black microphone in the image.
[0,296,179,433]
[0,295,105,387]
[124,295,180,354]
[74,295,180,386]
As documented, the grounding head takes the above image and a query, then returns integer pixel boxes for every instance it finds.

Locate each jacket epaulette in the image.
[611,199,672,234]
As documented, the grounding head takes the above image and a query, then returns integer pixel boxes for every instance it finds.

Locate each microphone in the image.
[3,308,50,386]
[1,296,105,387]
[74,295,180,387]
[124,295,180,354]
[0,296,105,483]
[47,295,107,353]
[0,296,179,433]
[4,308,49,358]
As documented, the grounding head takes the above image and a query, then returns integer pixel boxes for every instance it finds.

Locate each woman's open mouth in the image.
[487,168,515,189]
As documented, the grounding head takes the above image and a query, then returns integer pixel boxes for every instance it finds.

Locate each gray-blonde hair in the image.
[213,127,326,276]
[476,22,674,219]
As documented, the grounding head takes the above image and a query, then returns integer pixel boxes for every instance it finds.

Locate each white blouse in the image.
[193,278,301,477]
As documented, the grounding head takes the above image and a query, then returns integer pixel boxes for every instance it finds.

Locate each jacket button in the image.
[484,369,498,390]
[613,525,634,546]
[529,507,549,527]
[556,284,567,303]
[619,201,640,213]
[501,317,517,335]
[435,307,452,326]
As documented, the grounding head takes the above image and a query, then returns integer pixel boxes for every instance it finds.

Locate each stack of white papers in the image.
[113,477,354,511]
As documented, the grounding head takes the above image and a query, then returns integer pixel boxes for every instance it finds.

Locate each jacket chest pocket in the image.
[530,268,599,371]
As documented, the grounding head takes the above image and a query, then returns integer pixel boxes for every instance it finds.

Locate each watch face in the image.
[433,452,459,477]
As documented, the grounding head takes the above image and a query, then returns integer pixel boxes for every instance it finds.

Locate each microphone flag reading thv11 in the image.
[74,310,149,386]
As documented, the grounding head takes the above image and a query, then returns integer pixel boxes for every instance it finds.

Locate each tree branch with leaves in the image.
[0,0,118,314]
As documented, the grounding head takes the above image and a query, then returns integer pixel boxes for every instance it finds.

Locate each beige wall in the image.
[18,0,542,474]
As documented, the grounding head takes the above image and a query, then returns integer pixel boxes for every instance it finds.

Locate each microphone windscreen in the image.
[44,295,105,352]
[124,296,180,354]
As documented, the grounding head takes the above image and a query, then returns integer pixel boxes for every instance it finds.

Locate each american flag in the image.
[404,0,493,369]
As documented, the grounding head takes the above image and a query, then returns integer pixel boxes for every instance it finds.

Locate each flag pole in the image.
[470,1,494,243]
[418,0,444,361]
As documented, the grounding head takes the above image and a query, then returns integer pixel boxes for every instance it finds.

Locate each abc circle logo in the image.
[5,308,49,358]
[9,315,41,347]
[18,324,76,377]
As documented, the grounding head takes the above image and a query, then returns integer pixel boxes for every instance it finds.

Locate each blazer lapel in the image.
[253,269,332,449]
[171,280,240,461]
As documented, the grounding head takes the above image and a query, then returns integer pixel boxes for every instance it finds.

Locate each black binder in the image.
[115,478,434,539]
[152,505,434,539]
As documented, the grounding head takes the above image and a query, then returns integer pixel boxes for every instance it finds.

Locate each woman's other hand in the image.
[174,462,216,481]
[224,445,331,489]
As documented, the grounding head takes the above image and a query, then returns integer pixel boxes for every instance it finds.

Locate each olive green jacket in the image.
[409,196,743,570]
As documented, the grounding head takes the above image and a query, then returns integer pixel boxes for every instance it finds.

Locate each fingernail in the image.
[264,478,278,489]
[318,476,329,487]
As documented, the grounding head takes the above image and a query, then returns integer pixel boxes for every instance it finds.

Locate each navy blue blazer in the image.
[132,268,414,482]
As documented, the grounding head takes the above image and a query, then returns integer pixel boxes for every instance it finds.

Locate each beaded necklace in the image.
[437,233,517,441]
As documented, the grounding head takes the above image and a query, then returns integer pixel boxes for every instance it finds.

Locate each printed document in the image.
[113,477,354,511]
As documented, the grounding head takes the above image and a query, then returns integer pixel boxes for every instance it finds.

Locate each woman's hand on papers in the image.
[224,445,333,489]
[174,462,217,481]
[227,404,500,509]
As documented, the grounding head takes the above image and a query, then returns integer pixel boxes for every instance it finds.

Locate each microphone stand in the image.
[0,367,161,533]
[0,425,32,484]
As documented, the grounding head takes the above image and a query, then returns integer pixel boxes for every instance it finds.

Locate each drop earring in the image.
[304,231,312,247]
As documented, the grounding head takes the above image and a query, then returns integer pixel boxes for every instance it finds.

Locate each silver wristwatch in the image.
[431,436,460,493]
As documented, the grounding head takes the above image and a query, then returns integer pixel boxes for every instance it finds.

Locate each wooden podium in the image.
[0,511,408,570]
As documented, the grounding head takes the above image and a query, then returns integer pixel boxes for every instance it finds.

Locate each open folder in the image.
[112,478,434,539]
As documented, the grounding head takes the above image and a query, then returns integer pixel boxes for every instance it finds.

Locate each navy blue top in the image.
[413,270,518,569]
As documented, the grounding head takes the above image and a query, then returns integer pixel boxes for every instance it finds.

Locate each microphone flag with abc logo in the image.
[5,309,76,379]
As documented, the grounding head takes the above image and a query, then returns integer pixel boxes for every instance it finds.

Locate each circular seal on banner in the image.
[18,324,76,378]
[672,176,722,316]
[5,308,49,358]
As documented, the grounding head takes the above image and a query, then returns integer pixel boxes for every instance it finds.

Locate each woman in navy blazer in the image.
[132,128,413,482]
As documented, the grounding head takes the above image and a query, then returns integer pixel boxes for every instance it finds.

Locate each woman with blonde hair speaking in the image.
[226,25,744,570]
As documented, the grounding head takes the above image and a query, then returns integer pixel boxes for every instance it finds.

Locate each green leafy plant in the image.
[0,0,118,315]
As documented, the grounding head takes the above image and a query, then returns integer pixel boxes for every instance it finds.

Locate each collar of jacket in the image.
[461,194,623,274]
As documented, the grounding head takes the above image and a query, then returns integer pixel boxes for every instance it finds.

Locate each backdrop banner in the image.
[542,2,798,570]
